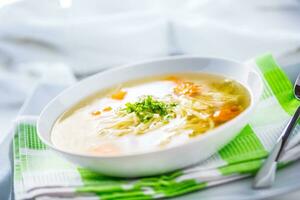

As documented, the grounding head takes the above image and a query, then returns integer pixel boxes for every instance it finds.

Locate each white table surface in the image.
[0,105,19,142]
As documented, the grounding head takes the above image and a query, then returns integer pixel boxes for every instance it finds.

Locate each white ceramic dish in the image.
[37,56,263,177]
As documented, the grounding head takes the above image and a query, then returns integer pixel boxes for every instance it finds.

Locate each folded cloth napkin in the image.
[13,54,300,200]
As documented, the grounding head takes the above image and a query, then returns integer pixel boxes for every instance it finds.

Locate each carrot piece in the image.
[165,76,182,83]
[111,90,127,100]
[213,105,241,123]
[103,106,112,112]
[174,81,201,97]
[88,144,120,156]
[91,110,101,116]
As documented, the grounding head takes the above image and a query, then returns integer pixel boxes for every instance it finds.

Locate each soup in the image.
[51,73,250,156]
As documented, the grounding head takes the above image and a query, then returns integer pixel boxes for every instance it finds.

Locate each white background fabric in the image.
[0,0,300,73]
[1,0,300,107]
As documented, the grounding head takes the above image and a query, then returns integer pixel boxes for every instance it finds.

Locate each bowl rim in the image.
[37,55,263,159]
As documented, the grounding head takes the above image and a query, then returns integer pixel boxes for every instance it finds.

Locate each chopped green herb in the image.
[124,96,176,123]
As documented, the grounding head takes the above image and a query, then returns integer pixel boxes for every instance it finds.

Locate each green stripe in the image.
[13,130,22,180]
[18,123,46,150]
[97,191,152,200]
[18,124,28,172]
[256,54,300,115]
[219,125,268,165]
[77,168,197,199]
[160,181,206,197]
[219,159,263,175]
[135,171,183,187]
[219,159,290,176]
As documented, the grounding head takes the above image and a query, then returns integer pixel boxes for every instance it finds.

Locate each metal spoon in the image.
[253,73,300,189]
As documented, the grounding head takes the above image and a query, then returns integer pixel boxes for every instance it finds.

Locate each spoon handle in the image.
[253,106,300,189]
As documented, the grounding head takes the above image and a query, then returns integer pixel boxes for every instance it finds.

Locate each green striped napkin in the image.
[13,54,300,200]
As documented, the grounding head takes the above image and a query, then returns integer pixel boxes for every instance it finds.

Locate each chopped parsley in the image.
[124,96,177,123]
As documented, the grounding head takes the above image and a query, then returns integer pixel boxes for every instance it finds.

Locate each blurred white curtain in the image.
[0,0,170,74]
[1,0,300,74]
[0,0,300,104]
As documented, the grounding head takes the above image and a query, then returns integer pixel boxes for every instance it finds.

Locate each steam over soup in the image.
[51,73,250,156]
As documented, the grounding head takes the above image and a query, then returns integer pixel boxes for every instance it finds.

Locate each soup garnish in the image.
[111,89,127,100]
